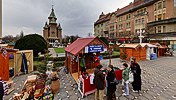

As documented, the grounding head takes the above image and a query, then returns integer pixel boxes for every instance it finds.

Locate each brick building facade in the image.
[94,0,176,48]
[43,7,62,47]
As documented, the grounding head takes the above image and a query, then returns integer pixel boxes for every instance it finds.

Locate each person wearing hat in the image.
[130,57,141,92]
[94,65,105,100]
[106,65,117,100]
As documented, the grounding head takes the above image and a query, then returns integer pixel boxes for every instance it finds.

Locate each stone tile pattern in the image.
[55,56,176,100]
[4,55,176,100]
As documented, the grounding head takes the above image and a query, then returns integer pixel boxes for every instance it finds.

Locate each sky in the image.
[3,0,133,37]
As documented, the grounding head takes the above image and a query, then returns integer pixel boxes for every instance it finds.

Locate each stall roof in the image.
[119,44,141,48]
[150,43,167,48]
[0,44,8,47]
[140,43,157,48]
[65,37,107,55]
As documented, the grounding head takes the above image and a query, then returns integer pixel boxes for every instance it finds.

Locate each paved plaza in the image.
[55,55,176,100]
[4,55,176,100]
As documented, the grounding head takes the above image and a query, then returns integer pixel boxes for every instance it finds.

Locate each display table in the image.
[78,74,96,98]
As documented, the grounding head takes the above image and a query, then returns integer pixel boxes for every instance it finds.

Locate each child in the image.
[122,63,129,96]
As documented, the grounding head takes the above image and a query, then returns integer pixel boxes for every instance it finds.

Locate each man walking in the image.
[94,65,105,100]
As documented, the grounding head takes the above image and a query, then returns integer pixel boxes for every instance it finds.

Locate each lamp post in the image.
[109,41,114,65]
[138,29,145,44]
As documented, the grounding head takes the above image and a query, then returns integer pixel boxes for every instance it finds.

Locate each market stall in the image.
[119,44,145,61]
[149,43,167,56]
[65,37,108,97]
[0,48,9,81]
[141,43,158,60]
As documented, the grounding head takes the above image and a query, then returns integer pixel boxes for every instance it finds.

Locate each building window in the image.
[142,18,145,24]
[158,26,161,33]
[155,16,157,21]
[158,2,162,9]
[163,26,166,32]
[119,24,123,29]
[158,14,162,20]
[138,19,141,24]
[119,17,123,21]
[110,26,114,31]
[110,33,114,39]
[126,22,130,28]
[154,3,157,11]
[163,13,165,19]
[135,19,138,24]
[163,0,166,8]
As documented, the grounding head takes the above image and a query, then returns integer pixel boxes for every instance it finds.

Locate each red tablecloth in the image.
[83,77,96,93]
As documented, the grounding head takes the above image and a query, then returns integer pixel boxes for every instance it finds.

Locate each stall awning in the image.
[65,37,108,55]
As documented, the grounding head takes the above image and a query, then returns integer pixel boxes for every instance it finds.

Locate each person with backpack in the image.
[122,63,129,96]
[94,65,105,100]
[106,65,117,100]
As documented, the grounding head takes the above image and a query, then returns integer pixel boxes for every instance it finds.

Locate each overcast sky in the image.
[3,0,133,37]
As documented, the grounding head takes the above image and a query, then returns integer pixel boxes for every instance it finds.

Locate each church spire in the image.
[44,22,48,28]
[58,23,62,30]
[48,5,57,24]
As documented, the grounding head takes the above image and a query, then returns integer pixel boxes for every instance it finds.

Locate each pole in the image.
[78,54,80,79]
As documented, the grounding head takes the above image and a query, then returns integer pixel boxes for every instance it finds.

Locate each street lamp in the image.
[137,29,145,44]
[109,41,114,65]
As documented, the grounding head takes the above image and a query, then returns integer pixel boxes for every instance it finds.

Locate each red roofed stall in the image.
[65,37,108,76]
[65,37,108,97]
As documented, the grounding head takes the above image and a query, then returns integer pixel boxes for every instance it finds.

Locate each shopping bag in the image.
[129,72,134,83]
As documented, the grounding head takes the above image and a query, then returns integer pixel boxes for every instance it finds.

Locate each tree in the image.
[20,30,24,38]
[2,35,15,43]
[14,34,48,57]
[88,32,92,37]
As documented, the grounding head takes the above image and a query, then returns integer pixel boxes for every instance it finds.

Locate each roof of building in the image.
[119,43,141,48]
[65,37,107,55]
[94,13,111,25]
[48,7,56,19]
[94,0,156,25]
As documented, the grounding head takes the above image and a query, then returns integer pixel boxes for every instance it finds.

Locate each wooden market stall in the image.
[65,37,108,79]
[141,43,158,60]
[14,50,34,75]
[119,44,146,61]
[0,48,9,81]
[65,37,108,97]
[150,43,167,56]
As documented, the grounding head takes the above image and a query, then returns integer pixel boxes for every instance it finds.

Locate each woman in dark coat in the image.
[106,65,116,100]
[130,58,141,92]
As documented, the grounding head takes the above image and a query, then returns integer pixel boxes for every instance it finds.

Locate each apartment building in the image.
[94,0,176,47]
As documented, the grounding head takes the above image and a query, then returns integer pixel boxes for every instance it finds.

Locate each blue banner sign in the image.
[88,45,104,53]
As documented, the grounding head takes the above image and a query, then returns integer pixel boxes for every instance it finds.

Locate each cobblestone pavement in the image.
[55,56,176,100]
[4,55,176,100]
[4,74,28,100]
